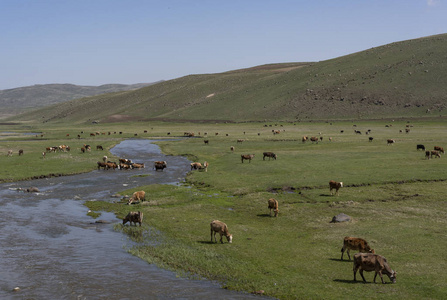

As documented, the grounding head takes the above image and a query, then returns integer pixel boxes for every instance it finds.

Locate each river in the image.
[0,139,259,299]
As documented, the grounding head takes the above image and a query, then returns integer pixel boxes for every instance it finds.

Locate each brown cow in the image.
[203,161,209,172]
[154,161,167,171]
[210,220,233,244]
[97,161,107,170]
[7,150,13,156]
[353,253,396,284]
[263,152,277,160]
[123,211,143,226]
[329,180,343,196]
[341,237,375,260]
[105,162,119,170]
[132,163,145,169]
[310,136,319,143]
[96,145,104,150]
[434,146,445,154]
[190,162,202,170]
[128,191,145,205]
[241,154,255,163]
[425,150,431,159]
[18,149,24,156]
[302,136,308,143]
[431,150,441,158]
[387,139,395,145]
[268,198,279,217]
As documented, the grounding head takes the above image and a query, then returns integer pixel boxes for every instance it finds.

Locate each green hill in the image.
[12,34,447,124]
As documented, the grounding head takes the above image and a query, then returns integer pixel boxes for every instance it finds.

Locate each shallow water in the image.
[0,139,259,299]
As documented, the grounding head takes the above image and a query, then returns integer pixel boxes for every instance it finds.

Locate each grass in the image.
[2,120,447,299]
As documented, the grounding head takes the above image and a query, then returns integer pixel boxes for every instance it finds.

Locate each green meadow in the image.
[2,120,447,299]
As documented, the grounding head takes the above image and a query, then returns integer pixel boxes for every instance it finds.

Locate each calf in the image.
[263,152,277,160]
[353,253,396,284]
[341,237,374,260]
[329,180,343,196]
[241,154,255,163]
[268,198,279,217]
[123,211,143,226]
[210,220,233,244]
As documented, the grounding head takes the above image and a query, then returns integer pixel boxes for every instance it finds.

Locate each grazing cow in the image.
[90,133,95,137]
[96,145,104,150]
[128,191,146,205]
[97,161,107,170]
[203,161,209,172]
[210,220,233,244]
[7,150,12,156]
[263,152,277,160]
[154,161,167,171]
[190,162,202,170]
[329,180,343,196]
[434,146,445,154]
[237,139,244,143]
[132,163,145,169]
[431,150,441,158]
[18,149,24,156]
[341,237,375,260]
[302,136,308,142]
[387,139,395,145]
[241,154,255,163]
[369,137,374,142]
[353,253,396,284]
[230,146,235,152]
[105,162,119,170]
[204,140,209,145]
[268,198,279,217]
[123,211,143,226]
[425,150,431,159]
[416,144,425,151]
[310,136,319,143]
[81,147,86,153]
[355,130,362,134]
[42,152,46,159]
[273,130,280,135]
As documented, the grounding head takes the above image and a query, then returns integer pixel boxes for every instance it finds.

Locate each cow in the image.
[154,161,167,171]
[103,155,108,163]
[81,147,86,153]
[263,152,277,160]
[416,144,425,151]
[310,136,319,143]
[387,139,395,145]
[425,150,431,159]
[42,152,46,159]
[237,139,244,143]
[329,180,343,196]
[268,198,279,217]
[241,154,255,163]
[190,162,202,170]
[18,149,24,156]
[97,161,107,170]
[302,136,308,142]
[131,163,145,169]
[123,211,143,226]
[203,161,209,172]
[353,253,396,284]
[204,140,209,145]
[96,145,104,150]
[210,220,233,244]
[105,162,119,170]
[128,191,146,205]
[120,163,132,170]
[430,150,441,158]
[7,150,12,156]
[341,237,375,260]
[230,146,235,152]
[434,146,445,154]
[369,137,374,142]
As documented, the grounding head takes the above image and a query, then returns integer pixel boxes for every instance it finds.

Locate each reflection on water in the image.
[0,139,258,299]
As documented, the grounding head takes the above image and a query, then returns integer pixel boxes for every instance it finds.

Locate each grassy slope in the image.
[11,34,447,124]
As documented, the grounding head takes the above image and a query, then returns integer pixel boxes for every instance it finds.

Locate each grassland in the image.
[2,120,447,299]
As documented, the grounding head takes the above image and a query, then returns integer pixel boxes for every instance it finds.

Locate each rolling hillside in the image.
[0,82,158,119]
[11,34,447,124]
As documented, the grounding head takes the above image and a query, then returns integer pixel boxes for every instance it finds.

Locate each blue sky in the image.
[1,0,446,90]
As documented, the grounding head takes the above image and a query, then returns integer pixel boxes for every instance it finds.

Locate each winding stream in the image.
[0,139,258,299]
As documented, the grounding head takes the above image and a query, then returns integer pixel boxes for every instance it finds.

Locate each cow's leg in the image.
[210,229,214,243]
[220,233,224,244]
[353,265,359,281]
[347,249,351,261]
[341,246,345,260]
[360,270,367,283]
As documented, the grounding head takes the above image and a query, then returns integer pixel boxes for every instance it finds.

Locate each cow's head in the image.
[226,234,233,243]
[390,270,397,283]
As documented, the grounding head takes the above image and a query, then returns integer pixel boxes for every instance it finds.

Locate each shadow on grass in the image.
[333,279,368,284]
[197,240,217,244]
[257,213,272,217]
[319,194,332,197]
[328,258,352,263]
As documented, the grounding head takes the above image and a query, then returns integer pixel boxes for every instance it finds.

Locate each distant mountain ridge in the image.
[0,82,161,118]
